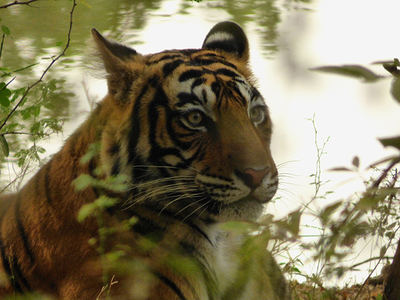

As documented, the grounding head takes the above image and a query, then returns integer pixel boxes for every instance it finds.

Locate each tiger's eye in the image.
[186,110,203,126]
[250,106,266,124]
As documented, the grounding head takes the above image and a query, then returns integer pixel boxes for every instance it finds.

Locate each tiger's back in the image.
[0,22,291,299]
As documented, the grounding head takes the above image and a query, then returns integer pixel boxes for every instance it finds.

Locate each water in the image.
[1,0,400,287]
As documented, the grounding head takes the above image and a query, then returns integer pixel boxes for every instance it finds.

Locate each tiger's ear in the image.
[91,29,140,103]
[202,21,249,62]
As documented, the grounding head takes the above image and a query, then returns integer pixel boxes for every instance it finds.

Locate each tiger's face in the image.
[94,22,278,222]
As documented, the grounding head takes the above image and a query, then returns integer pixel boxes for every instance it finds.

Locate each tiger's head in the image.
[93,22,278,222]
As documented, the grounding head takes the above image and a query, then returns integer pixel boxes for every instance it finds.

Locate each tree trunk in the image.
[384,238,400,300]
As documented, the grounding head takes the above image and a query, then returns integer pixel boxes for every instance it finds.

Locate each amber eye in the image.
[184,110,204,127]
[249,106,266,125]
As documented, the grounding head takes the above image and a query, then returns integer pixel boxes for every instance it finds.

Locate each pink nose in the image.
[239,167,269,188]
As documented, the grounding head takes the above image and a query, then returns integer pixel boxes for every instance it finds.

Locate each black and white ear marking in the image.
[202,21,249,61]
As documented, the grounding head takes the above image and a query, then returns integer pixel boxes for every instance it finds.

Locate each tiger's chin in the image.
[209,196,266,222]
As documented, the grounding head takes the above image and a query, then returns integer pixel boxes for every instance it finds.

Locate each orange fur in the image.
[0,22,290,300]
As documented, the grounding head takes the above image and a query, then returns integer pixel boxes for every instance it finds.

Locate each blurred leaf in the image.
[380,245,387,257]
[94,195,118,209]
[311,65,383,82]
[287,210,301,237]
[1,25,10,36]
[77,203,97,222]
[352,156,360,168]
[55,41,63,47]
[219,221,254,233]
[73,174,94,191]
[379,136,400,150]
[358,194,382,210]
[320,201,342,226]
[382,58,400,77]
[390,77,400,103]
[328,167,353,172]
[0,135,9,157]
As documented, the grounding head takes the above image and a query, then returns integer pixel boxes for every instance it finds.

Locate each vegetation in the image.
[0,0,399,299]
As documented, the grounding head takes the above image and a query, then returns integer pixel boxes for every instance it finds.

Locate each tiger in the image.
[0,21,291,299]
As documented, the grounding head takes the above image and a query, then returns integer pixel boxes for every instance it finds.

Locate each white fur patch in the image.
[204,32,235,46]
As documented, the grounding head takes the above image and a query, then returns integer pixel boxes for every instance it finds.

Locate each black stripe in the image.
[10,255,32,292]
[211,81,220,96]
[147,54,183,65]
[179,69,207,82]
[163,59,184,77]
[191,77,206,89]
[176,92,202,107]
[111,157,120,176]
[189,59,216,66]
[200,57,238,70]
[131,215,165,244]
[156,209,213,246]
[226,81,247,106]
[154,272,187,300]
[128,84,149,165]
[107,143,120,156]
[186,221,213,246]
[216,68,240,78]
[15,196,34,264]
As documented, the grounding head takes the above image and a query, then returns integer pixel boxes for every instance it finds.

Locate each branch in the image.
[0,0,77,132]
[0,0,39,9]
[1,131,32,136]
[349,256,393,270]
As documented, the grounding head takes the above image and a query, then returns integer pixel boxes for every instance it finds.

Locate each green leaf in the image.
[1,25,10,36]
[311,65,383,82]
[382,59,400,77]
[0,87,11,107]
[358,194,381,210]
[77,203,97,222]
[73,174,94,191]
[94,195,118,209]
[379,136,400,150]
[55,41,63,47]
[390,77,400,104]
[0,135,9,157]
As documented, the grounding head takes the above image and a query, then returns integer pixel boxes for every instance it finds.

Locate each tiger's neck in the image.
[21,103,109,218]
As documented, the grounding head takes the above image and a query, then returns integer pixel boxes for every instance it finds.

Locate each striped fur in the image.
[0,22,290,299]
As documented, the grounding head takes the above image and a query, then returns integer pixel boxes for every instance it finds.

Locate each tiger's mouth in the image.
[124,172,276,221]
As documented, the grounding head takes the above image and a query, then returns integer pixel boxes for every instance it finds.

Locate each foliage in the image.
[1,0,399,299]
[284,59,400,297]
[0,1,76,191]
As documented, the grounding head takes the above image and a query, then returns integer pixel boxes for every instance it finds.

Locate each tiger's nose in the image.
[236,167,269,189]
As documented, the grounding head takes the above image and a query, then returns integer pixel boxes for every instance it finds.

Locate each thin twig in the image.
[0,0,39,9]
[0,0,77,132]
[349,256,393,270]
[372,157,400,189]
[1,132,32,136]
[0,34,5,59]
[3,76,16,89]
[354,225,400,299]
